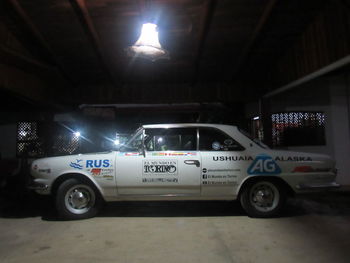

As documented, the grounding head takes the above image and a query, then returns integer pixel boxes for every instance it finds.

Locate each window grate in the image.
[17,122,44,157]
[52,132,80,155]
[272,112,325,147]
[16,122,81,157]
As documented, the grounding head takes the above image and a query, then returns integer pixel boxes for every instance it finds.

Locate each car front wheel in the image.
[240,180,286,218]
[56,178,101,220]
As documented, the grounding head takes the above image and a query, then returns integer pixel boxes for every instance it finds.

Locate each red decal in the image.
[91,168,101,175]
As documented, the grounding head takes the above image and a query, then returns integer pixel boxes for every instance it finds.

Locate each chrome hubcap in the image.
[69,189,90,209]
[250,182,279,212]
[65,185,95,215]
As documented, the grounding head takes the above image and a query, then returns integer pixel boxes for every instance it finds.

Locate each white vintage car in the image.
[30,123,339,219]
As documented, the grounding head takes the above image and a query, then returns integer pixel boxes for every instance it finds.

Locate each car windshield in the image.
[238,128,269,149]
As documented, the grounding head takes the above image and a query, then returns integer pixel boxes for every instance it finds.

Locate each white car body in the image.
[30,123,339,202]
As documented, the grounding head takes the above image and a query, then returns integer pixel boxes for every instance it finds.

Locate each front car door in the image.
[116,127,201,196]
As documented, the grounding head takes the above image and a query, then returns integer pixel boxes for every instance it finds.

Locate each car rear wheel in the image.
[240,180,286,218]
[56,178,101,220]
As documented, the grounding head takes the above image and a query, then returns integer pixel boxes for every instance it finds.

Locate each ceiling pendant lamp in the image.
[126,23,169,61]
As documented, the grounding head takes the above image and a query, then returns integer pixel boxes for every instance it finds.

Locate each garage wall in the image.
[326,73,350,186]
[0,124,17,159]
[247,72,350,186]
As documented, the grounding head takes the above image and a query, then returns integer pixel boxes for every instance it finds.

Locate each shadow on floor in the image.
[0,190,327,221]
[1,180,350,221]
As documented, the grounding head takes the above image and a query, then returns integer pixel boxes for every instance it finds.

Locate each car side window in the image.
[145,128,197,151]
[119,131,143,152]
[199,128,244,151]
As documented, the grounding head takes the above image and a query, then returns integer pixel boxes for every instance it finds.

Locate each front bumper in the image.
[296,182,340,190]
[27,177,51,195]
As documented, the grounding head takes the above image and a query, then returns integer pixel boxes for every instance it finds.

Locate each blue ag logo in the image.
[247,154,281,175]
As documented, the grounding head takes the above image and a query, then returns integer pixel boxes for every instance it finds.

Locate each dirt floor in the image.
[0,190,350,263]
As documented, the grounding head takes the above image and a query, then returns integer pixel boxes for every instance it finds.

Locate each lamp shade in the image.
[126,23,169,61]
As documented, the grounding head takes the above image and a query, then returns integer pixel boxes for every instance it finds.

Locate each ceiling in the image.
[0,0,331,105]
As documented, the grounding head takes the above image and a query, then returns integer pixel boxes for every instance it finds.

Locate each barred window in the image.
[272,112,325,147]
[17,122,81,157]
[17,122,44,157]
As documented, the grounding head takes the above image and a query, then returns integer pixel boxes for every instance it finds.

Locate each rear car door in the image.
[199,127,246,196]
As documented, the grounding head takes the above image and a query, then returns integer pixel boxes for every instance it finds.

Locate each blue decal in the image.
[70,159,83,170]
[103,160,110,167]
[95,160,102,168]
[86,160,93,168]
[86,159,111,168]
[247,154,281,175]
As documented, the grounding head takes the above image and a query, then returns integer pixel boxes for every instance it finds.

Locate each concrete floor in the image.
[1,192,350,263]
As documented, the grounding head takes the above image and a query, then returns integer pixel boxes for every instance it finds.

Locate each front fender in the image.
[51,170,106,199]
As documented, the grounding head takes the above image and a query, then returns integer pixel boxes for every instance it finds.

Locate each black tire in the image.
[240,179,286,218]
[56,178,102,220]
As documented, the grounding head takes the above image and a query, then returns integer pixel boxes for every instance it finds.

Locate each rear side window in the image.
[145,128,197,151]
[199,128,244,151]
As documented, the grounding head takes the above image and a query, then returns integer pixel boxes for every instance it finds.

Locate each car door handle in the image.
[184,160,200,167]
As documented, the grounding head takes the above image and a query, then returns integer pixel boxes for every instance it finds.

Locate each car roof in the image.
[142,123,237,129]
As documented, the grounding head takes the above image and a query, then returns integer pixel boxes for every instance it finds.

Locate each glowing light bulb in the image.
[126,23,169,61]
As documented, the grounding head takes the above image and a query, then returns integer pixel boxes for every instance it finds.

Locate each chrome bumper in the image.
[296,182,340,190]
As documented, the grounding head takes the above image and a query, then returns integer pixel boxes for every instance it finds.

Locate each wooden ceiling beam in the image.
[191,0,217,85]
[230,0,278,79]
[6,0,74,84]
[0,44,56,74]
[69,0,121,88]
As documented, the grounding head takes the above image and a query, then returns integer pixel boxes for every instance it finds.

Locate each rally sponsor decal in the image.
[213,156,253,161]
[207,168,241,172]
[69,159,83,169]
[89,168,114,179]
[69,159,114,180]
[143,160,177,175]
[142,178,178,183]
[275,156,313,162]
[151,152,197,156]
[90,168,101,176]
[70,159,112,169]
[142,160,179,183]
[118,152,141,156]
[247,154,281,175]
[202,180,238,186]
[212,155,312,162]
[201,166,240,185]
[86,159,111,168]
[202,173,238,185]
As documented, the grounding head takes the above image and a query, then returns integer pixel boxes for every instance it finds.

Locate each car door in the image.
[198,127,246,196]
[116,127,201,196]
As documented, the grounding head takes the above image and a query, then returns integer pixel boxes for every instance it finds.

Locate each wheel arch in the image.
[51,173,105,201]
[237,176,295,198]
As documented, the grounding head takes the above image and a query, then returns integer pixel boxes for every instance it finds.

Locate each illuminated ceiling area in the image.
[0,0,349,108]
